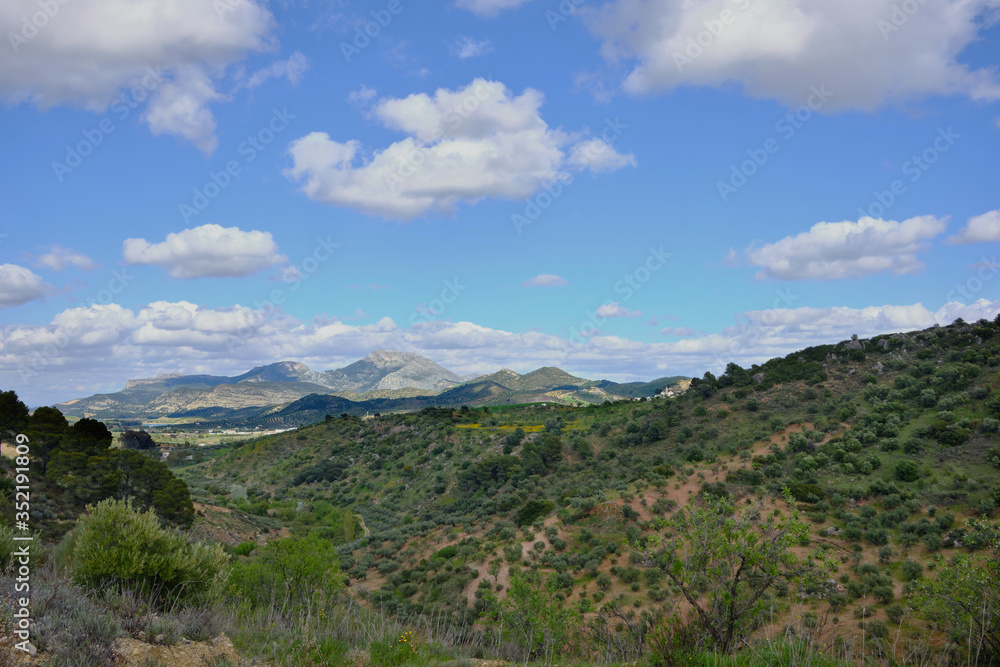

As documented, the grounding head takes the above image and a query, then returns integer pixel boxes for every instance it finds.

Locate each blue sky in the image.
[1,0,999,405]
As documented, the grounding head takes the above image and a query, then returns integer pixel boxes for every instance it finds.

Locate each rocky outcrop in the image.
[112,633,240,666]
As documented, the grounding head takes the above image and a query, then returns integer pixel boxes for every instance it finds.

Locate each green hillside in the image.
[162,317,1000,664]
[5,317,1000,666]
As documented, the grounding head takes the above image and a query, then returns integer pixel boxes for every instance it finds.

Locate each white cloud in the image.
[123,224,286,278]
[567,138,638,174]
[0,0,276,152]
[947,209,1000,244]
[746,215,946,280]
[4,297,1000,405]
[285,79,635,219]
[596,302,642,318]
[583,0,1000,109]
[347,86,378,106]
[0,264,50,308]
[33,246,96,271]
[523,274,569,287]
[449,37,493,59]
[455,0,533,17]
[661,326,697,336]
[243,52,309,90]
[143,67,225,155]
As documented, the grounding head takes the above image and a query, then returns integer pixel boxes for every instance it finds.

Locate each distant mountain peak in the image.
[319,350,465,393]
[363,350,424,365]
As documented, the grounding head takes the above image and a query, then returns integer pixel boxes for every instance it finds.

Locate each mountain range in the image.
[57,351,687,426]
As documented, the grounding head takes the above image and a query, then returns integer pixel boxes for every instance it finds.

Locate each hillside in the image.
[4,317,1000,666]
[163,317,1000,664]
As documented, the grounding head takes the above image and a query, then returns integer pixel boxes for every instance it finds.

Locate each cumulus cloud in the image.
[123,224,286,278]
[947,209,1000,244]
[583,0,1000,109]
[32,246,96,271]
[661,326,697,337]
[143,67,226,155]
[596,302,642,318]
[0,264,50,308]
[523,274,568,287]
[0,0,276,152]
[285,78,635,219]
[3,297,1000,404]
[455,0,534,17]
[449,37,493,59]
[746,215,946,280]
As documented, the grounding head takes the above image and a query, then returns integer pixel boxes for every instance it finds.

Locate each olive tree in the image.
[652,492,813,653]
[912,519,1000,664]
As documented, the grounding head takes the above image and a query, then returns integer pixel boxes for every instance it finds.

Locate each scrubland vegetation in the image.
[3,317,1000,665]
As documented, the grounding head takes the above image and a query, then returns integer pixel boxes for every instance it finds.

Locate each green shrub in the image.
[894,460,920,483]
[517,499,555,526]
[229,533,345,609]
[885,604,905,624]
[70,498,228,602]
[232,542,255,557]
[433,545,458,560]
[865,619,889,639]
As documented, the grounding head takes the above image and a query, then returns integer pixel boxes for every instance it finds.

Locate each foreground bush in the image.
[228,533,345,610]
[68,497,228,602]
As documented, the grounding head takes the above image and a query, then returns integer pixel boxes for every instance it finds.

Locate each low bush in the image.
[69,498,228,603]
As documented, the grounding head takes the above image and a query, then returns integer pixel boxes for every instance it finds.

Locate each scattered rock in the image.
[879,339,890,350]
[874,362,884,375]
[752,372,765,384]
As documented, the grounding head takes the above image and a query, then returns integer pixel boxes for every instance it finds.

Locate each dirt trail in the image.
[356,513,370,537]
